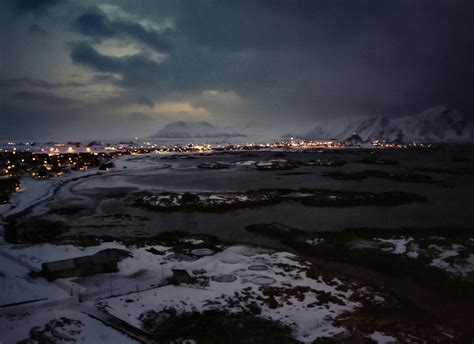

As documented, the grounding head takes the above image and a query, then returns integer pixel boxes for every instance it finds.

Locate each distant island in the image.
[151,121,246,138]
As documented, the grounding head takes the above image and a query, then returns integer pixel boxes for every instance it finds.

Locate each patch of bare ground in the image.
[64,231,223,253]
[3,217,68,244]
[318,294,463,343]
[246,223,474,339]
[140,309,299,343]
[288,227,473,298]
[133,188,426,213]
[18,317,84,343]
[0,177,20,204]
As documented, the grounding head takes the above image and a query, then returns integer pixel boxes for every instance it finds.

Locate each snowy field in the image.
[1,240,361,341]
[1,233,465,342]
[102,245,360,342]
[0,254,69,305]
[364,237,474,277]
[0,239,368,342]
[1,308,138,344]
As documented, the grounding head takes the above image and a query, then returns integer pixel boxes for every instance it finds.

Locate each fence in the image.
[79,279,166,302]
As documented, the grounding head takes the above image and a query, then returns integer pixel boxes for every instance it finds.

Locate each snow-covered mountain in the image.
[303,106,473,143]
[151,121,245,138]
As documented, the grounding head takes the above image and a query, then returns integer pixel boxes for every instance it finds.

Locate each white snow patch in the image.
[181,238,205,245]
[429,244,474,276]
[103,245,358,342]
[375,237,414,255]
[1,309,137,344]
[367,331,398,343]
[305,238,324,246]
[0,255,69,306]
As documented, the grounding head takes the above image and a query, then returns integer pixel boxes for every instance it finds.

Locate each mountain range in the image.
[302,106,473,143]
[151,106,473,142]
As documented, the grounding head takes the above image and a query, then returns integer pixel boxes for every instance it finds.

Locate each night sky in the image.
[0,0,472,140]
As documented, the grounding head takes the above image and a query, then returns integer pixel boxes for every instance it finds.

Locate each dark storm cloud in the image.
[74,8,172,53]
[70,42,164,89]
[169,0,473,115]
[70,40,276,101]
[7,0,60,16]
[1,0,473,140]
[67,0,472,119]
[135,96,155,108]
[0,78,85,89]
[172,0,377,50]
[28,24,48,35]
[173,0,459,54]
[74,9,116,37]
[71,42,124,72]
[10,90,78,106]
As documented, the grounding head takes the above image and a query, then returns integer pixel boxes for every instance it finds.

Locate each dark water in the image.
[37,146,474,246]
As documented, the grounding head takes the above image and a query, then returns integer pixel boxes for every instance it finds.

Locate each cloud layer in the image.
[1,0,472,139]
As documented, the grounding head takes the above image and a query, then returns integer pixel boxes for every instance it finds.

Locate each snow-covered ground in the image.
[351,236,474,277]
[1,308,137,344]
[102,245,360,342]
[429,244,474,276]
[0,177,57,217]
[1,234,468,342]
[0,168,104,218]
[3,242,127,270]
[367,331,398,344]
[0,254,69,306]
[0,241,142,343]
[1,240,365,342]
[2,242,168,297]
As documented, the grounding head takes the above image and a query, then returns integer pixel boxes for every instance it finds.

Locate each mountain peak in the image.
[303,106,472,143]
[151,121,245,138]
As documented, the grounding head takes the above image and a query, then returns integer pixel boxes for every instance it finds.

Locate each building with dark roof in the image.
[41,248,130,281]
